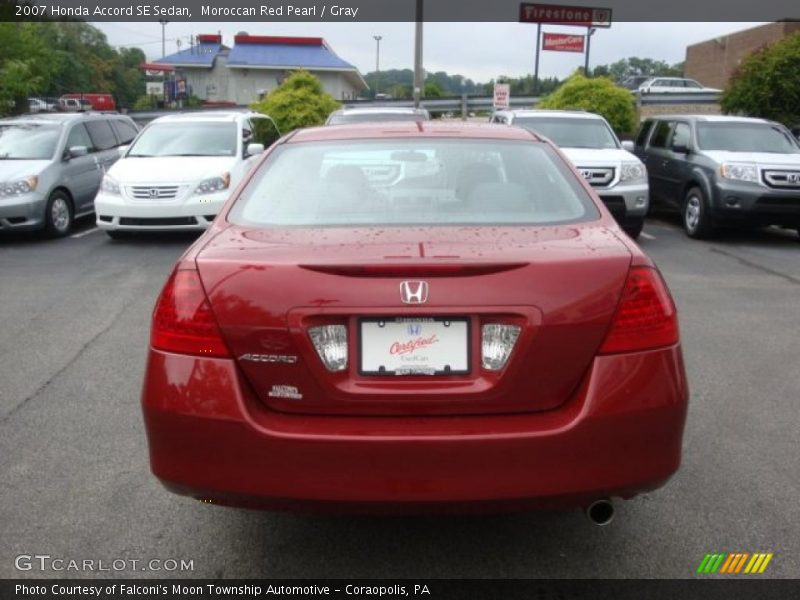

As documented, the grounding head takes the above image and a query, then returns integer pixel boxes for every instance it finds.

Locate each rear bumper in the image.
[142,346,688,512]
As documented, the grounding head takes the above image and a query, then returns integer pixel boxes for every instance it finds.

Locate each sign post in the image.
[493,83,511,110]
[520,3,611,90]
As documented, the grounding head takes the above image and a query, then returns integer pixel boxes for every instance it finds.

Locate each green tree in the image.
[423,80,445,98]
[0,21,146,113]
[250,70,339,134]
[537,73,636,134]
[594,57,684,83]
[721,33,800,126]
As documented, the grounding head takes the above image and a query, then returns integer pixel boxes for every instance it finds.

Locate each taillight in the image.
[308,325,348,372]
[150,269,230,357]
[481,324,521,370]
[599,266,678,354]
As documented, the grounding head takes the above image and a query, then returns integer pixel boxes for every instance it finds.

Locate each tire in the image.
[44,190,73,237]
[105,230,132,240]
[682,186,714,239]
[623,219,644,240]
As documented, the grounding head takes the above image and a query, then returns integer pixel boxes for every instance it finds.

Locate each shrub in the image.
[721,33,800,126]
[251,70,340,135]
[537,74,636,134]
[132,94,157,111]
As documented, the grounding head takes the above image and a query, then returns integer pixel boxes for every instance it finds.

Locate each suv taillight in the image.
[150,269,230,357]
[599,266,678,355]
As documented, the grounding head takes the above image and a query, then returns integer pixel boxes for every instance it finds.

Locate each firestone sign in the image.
[542,33,585,52]
[519,3,612,27]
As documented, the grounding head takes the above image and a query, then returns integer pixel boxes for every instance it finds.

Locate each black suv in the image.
[633,115,800,238]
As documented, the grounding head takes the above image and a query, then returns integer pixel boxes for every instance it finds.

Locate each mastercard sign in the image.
[542,33,586,52]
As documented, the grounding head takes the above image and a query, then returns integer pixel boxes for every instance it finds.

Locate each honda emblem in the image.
[399,281,429,304]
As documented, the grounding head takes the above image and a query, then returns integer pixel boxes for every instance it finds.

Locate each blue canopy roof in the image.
[227,42,355,70]
[155,43,223,67]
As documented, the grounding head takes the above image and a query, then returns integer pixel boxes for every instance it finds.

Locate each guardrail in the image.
[124,91,722,124]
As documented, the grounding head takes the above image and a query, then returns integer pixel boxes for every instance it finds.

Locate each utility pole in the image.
[584,27,596,76]
[373,35,382,96]
[159,20,169,58]
[533,23,541,95]
[413,0,423,108]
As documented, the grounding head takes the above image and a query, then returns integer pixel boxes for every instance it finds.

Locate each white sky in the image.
[95,21,765,82]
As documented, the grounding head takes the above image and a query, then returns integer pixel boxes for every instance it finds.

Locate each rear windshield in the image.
[328,113,427,125]
[697,122,799,153]
[127,122,237,157]
[0,123,61,160]
[513,117,619,149]
[228,139,599,227]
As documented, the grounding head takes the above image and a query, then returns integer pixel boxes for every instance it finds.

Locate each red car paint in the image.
[142,122,688,512]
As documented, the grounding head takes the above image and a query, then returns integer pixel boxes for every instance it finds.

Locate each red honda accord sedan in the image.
[142,122,688,520]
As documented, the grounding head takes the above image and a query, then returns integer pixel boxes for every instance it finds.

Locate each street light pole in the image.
[159,20,169,58]
[584,27,596,76]
[413,0,423,108]
[373,35,382,96]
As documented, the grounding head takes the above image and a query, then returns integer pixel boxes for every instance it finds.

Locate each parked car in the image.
[326,106,431,125]
[57,98,93,112]
[0,113,139,236]
[491,109,649,238]
[60,93,116,112]
[27,97,57,113]
[638,77,720,94]
[619,75,651,91]
[633,115,800,238]
[95,111,277,238]
[142,122,688,518]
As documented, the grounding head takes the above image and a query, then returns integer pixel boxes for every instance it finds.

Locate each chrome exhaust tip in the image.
[585,499,615,526]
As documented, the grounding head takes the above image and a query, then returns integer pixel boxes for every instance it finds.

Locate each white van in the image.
[95,111,277,238]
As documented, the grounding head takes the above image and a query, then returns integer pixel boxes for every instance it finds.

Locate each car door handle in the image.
[661,160,668,167]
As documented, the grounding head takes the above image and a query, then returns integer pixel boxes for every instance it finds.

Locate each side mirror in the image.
[118,145,130,158]
[671,143,691,154]
[246,143,265,157]
[621,140,635,152]
[66,146,88,159]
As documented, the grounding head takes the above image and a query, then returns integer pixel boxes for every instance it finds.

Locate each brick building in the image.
[685,22,800,90]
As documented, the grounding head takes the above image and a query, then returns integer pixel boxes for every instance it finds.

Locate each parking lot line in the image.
[640,232,656,240]
[70,227,100,239]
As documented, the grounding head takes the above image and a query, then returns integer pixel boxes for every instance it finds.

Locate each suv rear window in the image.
[229,139,599,227]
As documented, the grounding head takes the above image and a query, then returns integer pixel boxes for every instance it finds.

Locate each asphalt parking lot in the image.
[1,217,798,579]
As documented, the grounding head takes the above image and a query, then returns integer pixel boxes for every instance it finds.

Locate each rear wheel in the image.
[45,190,73,237]
[623,219,644,240]
[683,186,713,239]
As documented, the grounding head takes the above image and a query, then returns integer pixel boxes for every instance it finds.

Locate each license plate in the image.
[359,318,469,375]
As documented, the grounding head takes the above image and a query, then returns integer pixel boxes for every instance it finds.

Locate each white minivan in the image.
[95,111,277,238]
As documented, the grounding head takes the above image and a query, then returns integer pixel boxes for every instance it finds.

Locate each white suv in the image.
[95,111,277,238]
[491,109,649,238]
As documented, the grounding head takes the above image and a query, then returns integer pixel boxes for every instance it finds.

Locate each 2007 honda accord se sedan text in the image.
[142,122,688,519]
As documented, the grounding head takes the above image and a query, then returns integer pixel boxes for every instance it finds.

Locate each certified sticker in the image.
[268,385,303,400]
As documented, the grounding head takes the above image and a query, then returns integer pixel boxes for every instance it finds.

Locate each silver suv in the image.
[634,115,800,238]
[491,109,649,238]
[0,112,138,236]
